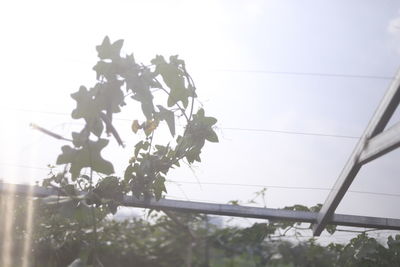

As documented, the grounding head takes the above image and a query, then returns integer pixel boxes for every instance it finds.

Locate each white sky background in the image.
[1,0,400,240]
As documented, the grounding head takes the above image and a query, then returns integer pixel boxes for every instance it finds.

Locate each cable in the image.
[0,162,49,171]
[166,180,400,198]
[213,69,394,81]
[2,163,399,199]
[1,107,360,140]
[220,127,360,139]
[57,59,395,80]
[2,162,399,198]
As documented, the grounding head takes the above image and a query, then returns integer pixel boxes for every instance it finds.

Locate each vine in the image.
[41,36,219,266]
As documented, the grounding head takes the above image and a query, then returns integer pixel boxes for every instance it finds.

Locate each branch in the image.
[30,123,72,142]
[182,63,196,121]
[99,112,124,147]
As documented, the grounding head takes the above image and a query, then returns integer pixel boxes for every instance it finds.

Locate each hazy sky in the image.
[1,0,400,239]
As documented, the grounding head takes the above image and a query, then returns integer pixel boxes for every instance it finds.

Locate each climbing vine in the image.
[40,36,218,265]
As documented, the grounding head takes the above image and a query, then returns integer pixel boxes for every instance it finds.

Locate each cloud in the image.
[388,16,400,35]
[387,13,400,54]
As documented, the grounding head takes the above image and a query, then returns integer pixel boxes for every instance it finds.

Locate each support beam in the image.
[3,183,400,231]
[359,122,400,164]
[312,72,400,236]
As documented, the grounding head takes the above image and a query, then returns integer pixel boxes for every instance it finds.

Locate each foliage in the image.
[51,36,218,202]
[38,36,219,266]
[2,196,400,267]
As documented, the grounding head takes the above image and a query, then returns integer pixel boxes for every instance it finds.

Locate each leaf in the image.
[152,55,190,108]
[134,141,149,157]
[125,67,155,120]
[326,224,337,235]
[131,120,141,133]
[90,117,104,137]
[93,80,125,113]
[71,86,99,120]
[124,164,134,181]
[205,129,219,143]
[96,36,124,60]
[144,120,159,136]
[70,86,106,137]
[56,139,114,180]
[92,60,118,81]
[72,129,90,147]
[185,148,201,163]
[153,175,167,201]
[94,176,123,203]
[157,105,175,136]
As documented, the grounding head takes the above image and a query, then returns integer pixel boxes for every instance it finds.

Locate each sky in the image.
[1,0,400,240]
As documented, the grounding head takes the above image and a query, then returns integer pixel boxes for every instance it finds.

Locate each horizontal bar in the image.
[359,122,400,164]
[3,183,400,231]
[312,72,400,236]
[124,195,317,222]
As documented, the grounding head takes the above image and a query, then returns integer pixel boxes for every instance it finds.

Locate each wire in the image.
[213,69,394,81]
[57,58,395,80]
[0,162,49,171]
[220,127,360,139]
[2,163,399,199]
[166,180,400,198]
[2,107,360,140]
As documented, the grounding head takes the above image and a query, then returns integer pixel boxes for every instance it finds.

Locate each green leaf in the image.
[90,117,104,137]
[92,60,118,80]
[134,141,149,157]
[205,129,219,143]
[95,176,122,199]
[157,105,175,136]
[124,164,134,181]
[56,139,114,180]
[96,36,124,60]
[71,86,99,120]
[70,86,105,137]
[153,175,167,201]
[185,148,201,163]
[72,129,90,147]
[326,224,337,235]
[92,80,125,113]
[152,55,190,108]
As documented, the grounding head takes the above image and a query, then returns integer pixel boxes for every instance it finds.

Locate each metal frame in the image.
[2,182,400,231]
[312,71,400,235]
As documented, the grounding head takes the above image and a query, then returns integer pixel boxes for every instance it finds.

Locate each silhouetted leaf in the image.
[157,105,175,136]
[131,120,141,133]
[96,36,124,60]
[56,139,114,180]
[153,175,167,201]
[93,80,125,113]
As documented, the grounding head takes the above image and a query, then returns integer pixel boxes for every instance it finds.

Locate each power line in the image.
[0,162,49,171]
[166,180,400,198]
[220,127,360,139]
[213,69,394,81]
[3,163,399,199]
[2,107,360,140]
[57,59,395,80]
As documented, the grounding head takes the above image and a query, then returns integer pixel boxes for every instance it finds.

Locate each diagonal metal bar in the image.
[312,72,400,236]
[3,182,400,230]
[359,121,400,164]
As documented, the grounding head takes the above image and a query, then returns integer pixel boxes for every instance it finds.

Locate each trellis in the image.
[2,70,400,236]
